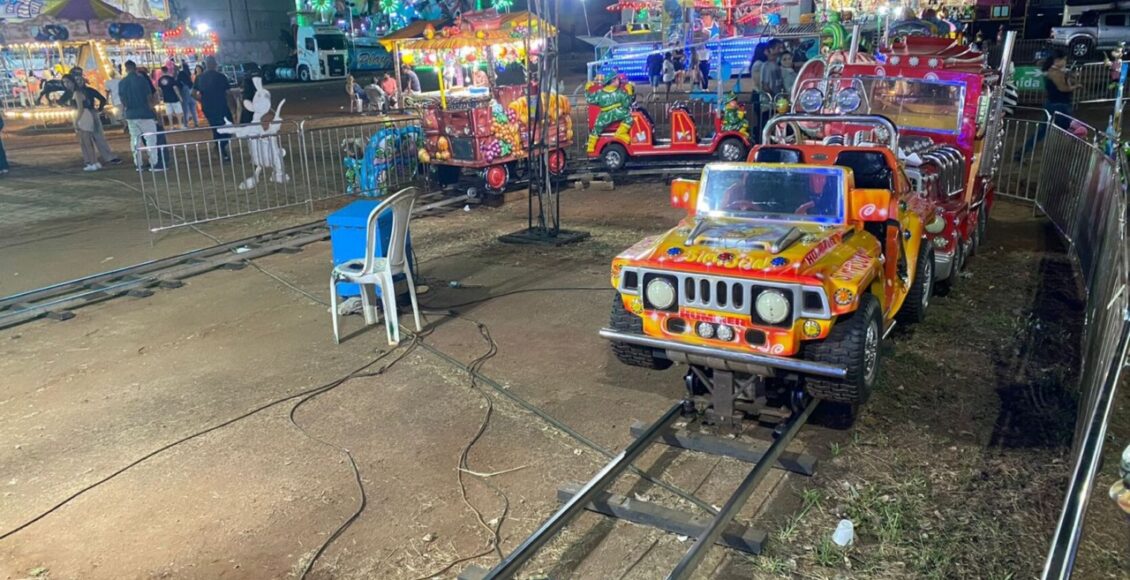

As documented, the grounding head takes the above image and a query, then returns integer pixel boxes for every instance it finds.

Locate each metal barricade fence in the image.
[137,113,426,232]
[139,121,308,232]
[299,114,425,202]
[996,108,1052,202]
[1031,117,1130,580]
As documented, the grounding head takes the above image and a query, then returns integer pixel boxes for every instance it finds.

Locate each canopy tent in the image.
[381,11,555,51]
[41,0,124,21]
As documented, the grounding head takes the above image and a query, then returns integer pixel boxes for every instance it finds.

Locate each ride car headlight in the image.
[645,278,676,310]
[836,88,862,113]
[798,88,824,113]
[755,289,790,324]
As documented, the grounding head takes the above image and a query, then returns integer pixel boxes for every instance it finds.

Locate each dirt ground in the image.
[2,165,1127,580]
[2,79,1128,578]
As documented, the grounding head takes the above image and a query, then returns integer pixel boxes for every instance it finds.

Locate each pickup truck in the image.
[1050,10,1130,58]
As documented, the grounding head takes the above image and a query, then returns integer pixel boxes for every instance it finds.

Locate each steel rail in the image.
[667,397,818,579]
[0,221,325,309]
[480,402,686,580]
[0,191,470,331]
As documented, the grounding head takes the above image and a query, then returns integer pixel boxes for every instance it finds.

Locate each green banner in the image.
[1014,66,1044,92]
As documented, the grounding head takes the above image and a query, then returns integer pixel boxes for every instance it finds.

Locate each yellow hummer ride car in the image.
[601,119,935,421]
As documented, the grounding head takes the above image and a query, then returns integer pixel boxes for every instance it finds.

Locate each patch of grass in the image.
[774,487,825,544]
[828,441,842,458]
[753,554,792,576]
[813,537,843,568]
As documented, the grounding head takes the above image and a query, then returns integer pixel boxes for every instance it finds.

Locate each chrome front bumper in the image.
[599,328,848,379]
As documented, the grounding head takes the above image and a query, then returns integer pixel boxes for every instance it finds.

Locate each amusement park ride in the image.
[584,77,753,170]
[603,28,1017,421]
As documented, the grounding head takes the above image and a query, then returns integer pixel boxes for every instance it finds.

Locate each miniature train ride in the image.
[585,76,753,171]
[600,36,1013,425]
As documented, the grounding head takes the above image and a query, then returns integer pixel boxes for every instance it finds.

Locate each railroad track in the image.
[461,397,819,580]
[0,191,471,331]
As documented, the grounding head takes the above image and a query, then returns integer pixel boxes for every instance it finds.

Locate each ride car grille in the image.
[619,269,833,322]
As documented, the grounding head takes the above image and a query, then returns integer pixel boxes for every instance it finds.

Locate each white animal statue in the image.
[218,77,289,191]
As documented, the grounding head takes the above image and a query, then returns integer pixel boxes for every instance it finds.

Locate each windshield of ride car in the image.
[316,34,347,51]
[697,164,844,224]
[860,76,965,135]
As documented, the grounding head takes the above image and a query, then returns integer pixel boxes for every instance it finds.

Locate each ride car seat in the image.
[754,147,804,163]
[834,151,893,190]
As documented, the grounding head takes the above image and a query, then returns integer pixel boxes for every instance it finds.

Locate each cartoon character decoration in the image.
[774,94,790,115]
[819,21,846,56]
[342,137,364,194]
[584,74,634,153]
[720,92,749,138]
[217,76,289,191]
[361,123,422,196]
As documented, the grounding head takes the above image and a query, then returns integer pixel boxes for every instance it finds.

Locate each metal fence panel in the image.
[138,113,426,232]
[139,121,308,232]
[1035,117,1130,580]
[995,110,1050,202]
[299,114,425,202]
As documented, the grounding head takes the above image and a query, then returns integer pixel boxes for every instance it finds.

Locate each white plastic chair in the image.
[330,187,422,345]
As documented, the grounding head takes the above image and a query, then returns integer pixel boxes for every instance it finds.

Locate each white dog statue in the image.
[218,77,290,191]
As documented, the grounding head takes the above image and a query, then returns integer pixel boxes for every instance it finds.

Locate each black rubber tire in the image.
[298,66,311,82]
[609,295,672,370]
[898,246,934,325]
[1069,37,1093,59]
[717,137,748,162]
[936,238,964,295]
[804,293,882,406]
[601,143,628,172]
[973,205,988,256]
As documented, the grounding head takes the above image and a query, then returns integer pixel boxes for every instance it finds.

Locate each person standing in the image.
[695,44,711,90]
[1018,50,1080,158]
[118,60,163,171]
[177,62,199,128]
[401,63,421,94]
[157,66,183,128]
[672,48,687,91]
[661,52,676,97]
[238,73,258,124]
[645,45,664,97]
[104,69,122,124]
[71,76,121,171]
[780,52,797,96]
[0,114,9,176]
[194,55,233,161]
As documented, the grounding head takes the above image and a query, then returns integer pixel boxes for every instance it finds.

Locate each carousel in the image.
[0,0,217,123]
[382,9,572,194]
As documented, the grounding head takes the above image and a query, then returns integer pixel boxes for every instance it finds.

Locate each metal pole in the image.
[581,0,591,37]
[997,30,1017,77]
[667,398,818,580]
[481,403,685,579]
[847,24,861,62]
[1042,328,1130,579]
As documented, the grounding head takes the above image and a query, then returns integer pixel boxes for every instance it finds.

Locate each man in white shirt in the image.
[104,69,122,123]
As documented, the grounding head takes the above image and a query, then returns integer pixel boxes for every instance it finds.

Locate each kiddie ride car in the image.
[786,37,1010,291]
[585,75,753,172]
[600,116,935,425]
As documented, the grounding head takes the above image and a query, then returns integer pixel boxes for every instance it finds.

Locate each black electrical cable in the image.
[293,338,421,579]
[0,346,409,542]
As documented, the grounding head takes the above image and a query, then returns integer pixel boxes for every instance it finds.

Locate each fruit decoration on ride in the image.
[584,74,635,154]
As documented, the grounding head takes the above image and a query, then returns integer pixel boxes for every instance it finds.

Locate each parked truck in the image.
[265,24,349,83]
[1051,9,1130,58]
